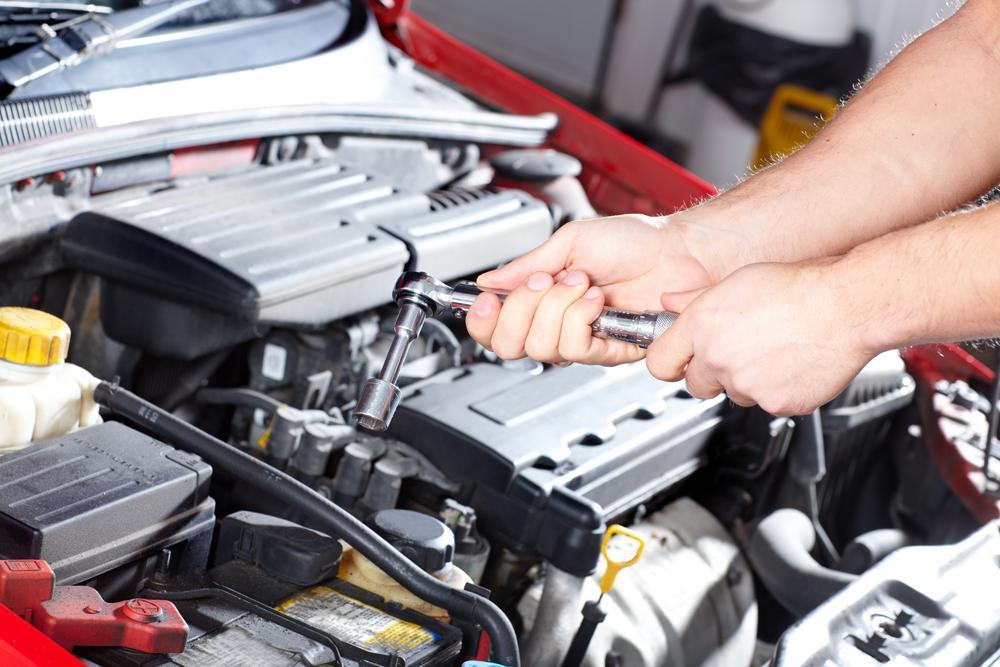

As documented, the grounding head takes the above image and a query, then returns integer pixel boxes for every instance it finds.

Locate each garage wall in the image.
[409,0,617,103]
[410,0,961,186]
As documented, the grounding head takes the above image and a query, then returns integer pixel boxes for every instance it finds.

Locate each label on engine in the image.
[261,343,288,381]
[276,585,443,661]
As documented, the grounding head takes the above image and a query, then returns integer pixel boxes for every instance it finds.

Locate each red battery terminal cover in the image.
[0,559,188,654]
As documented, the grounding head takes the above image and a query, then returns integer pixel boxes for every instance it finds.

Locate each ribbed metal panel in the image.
[0,93,96,147]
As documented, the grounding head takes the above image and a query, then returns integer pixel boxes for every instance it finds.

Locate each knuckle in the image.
[687,383,720,400]
[557,340,585,363]
[759,397,792,416]
[645,357,677,382]
[523,339,555,363]
[702,350,726,373]
[491,339,524,361]
[727,376,752,399]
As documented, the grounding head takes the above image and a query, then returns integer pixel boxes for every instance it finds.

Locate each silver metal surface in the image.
[377,188,552,282]
[355,301,426,431]
[772,520,1000,666]
[521,566,586,667]
[518,498,757,667]
[396,272,677,349]
[0,104,556,186]
[359,271,678,431]
[89,159,416,325]
[355,378,402,433]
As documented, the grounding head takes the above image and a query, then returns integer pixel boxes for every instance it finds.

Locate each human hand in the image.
[466,214,717,365]
[647,260,877,415]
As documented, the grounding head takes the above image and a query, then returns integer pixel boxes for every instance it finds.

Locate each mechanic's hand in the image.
[647,260,876,415]
[466,214,715,365]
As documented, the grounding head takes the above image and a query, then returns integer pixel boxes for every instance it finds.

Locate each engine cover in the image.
[772,520,1000,666]
[388,362,727,575]
[61,158,551,359]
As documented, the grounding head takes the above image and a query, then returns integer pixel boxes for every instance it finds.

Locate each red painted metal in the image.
[373,6,716,216]
[902,345,1000,522]
[171,140,260,179]
[0,605,81,667]
[0,560,188,655]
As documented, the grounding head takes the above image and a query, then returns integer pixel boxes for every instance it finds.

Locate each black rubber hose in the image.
[94,381,520,666]
[196,387,283,414]
[747,508,856,617]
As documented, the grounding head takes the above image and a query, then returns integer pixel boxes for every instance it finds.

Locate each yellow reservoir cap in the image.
[0,307,70,366]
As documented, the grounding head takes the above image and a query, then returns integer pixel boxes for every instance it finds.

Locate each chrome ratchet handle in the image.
[448,282,677,349]
[591,308,677,349]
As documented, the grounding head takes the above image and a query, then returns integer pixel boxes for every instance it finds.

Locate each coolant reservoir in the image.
[0,307,101,452]
[339,509,471,621]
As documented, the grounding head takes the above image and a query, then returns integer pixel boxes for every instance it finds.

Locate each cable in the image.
[93,381,520,666]
[195,387,283,414]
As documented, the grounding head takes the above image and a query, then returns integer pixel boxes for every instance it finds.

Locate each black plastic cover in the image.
[388,362,727,575]
[369,509,454,574]
[0,422,215,584]
[215,511,342,587]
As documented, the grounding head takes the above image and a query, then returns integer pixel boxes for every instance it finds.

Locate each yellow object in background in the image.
[753,84,839,171]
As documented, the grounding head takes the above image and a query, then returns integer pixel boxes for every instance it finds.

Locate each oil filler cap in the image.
[0,307,70,366]
[370,509,454,574]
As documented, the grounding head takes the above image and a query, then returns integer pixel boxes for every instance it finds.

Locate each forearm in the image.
[830,200,1000,354]
[677,0,1000,280]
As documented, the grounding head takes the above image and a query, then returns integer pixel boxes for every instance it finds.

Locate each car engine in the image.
[0,2,996,667]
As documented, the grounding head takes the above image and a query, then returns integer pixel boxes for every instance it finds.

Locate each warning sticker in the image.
[276,586,442,660]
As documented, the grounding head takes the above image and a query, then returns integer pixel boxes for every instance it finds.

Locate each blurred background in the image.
[412,0,956,189]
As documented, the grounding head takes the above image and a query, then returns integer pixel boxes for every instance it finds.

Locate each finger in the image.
[682,356,724,399]
[558,286,646,365]
[645,313,694,381]
[465,292,501,351]
[491,272,554,359]
[477,227,575,291]
[524,270,591,363]
[660,287,706,313]
[726,389,756,407]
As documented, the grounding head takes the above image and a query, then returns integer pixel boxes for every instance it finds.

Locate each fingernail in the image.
[526,272,553,291]
[562,270,586,286]
[477,270,499,286]
[584,286,601,300]
[471,294,493,317]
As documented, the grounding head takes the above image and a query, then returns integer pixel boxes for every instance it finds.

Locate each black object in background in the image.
[673,6,871,126]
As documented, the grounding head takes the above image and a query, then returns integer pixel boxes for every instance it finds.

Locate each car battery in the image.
[86,564,463,667]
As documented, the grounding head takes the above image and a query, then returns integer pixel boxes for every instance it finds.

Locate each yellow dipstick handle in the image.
[598,524,645,595]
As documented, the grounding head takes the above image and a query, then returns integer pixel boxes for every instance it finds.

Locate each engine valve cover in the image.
[389,362,727,575]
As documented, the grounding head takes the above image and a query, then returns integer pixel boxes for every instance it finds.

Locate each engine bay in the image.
[0,2,997,667]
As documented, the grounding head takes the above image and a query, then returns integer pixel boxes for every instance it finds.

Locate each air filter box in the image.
[0,422,215,583]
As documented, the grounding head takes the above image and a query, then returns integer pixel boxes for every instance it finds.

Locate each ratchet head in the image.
[393,271,456,312]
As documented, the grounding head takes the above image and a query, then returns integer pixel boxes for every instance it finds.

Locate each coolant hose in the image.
[93,382,520,666]
[747,508,856,617]
[522,566,585,667]
[836,528,912,575]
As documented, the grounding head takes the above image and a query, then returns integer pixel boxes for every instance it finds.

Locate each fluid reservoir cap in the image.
[370,509,455,574]
[491,149,582,182]
[0,307,70,366]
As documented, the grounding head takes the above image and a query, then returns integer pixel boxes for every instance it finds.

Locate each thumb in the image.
[478,227,576,290]
[660,287,707,313]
